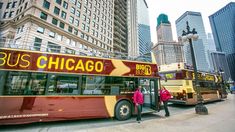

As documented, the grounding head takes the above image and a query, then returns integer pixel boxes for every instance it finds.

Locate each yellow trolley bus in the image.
[159,63,227,105]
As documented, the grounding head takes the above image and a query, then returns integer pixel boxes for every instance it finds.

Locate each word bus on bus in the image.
[0,48,160,125]
[159,63,227,105]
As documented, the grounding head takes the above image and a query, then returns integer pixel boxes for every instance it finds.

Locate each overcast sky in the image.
[145,0,235,43]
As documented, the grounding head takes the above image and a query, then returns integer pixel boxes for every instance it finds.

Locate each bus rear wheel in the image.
[115,100,131,121]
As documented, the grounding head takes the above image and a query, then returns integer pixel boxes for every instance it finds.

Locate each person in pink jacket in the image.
[133,85,144,123]
[160,86,171,117]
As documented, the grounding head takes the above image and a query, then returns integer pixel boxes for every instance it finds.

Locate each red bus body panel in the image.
[0,96,110,125]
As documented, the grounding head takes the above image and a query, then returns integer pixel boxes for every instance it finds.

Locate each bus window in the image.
[28,73,46,95]
[48,75,79,95]
[82,76,107,95]
[0,71,7,95]
[4,72,28,95]
[3,72,46,95]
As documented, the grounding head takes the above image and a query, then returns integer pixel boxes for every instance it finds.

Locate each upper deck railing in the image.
[0,38,153,63]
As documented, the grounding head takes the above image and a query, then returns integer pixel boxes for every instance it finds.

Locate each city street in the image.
[0,94,234,132]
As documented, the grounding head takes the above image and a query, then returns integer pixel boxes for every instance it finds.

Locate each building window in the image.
[43,0,50,9]
[0,2,3,9]
[77,1,81,9]
[84,0,88,5]
[47,42,61,53]
[86,18,90,24]
[92,21,95,27]
[63,1,68,9]
[37,27,44,34]
[81,23,85,30]
[9,11,14,18]
[59,22,65,29]
[65,48,75,54]
[34,37,42,51]
[74,29,78,35]
[68,26,73,33]
[24,2,28,9]
[80,33,84,38]
[12,1,17,8]
[82,15,86,21]
[3,12,8,18]
[85,26,89,32]
[54,6,60,15]
[87,10,91,16]
[40,12,47,20]
[56,34,63,41]
[70,7,75,14]
[61,11,67,19]
[76,10,80,17]
[70,0,76,5]
[49,31,55,38]
[69,16,74,24]
[74,19,79,26]
[6,2,12,9]
[20,25,24,32]
[52,18,58,25]
[83,7,87,13]
[55,0,62,5]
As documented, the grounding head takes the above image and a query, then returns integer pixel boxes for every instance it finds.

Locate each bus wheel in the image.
[115,100,131,121]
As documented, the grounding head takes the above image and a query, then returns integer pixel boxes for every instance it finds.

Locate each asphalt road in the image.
[0,96,231,132]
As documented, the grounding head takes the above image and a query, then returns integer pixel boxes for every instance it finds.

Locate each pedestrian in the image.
[160,85,171,117]
[133,85,144,123]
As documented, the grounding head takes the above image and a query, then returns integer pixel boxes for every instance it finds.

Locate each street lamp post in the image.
[181,21,208,115]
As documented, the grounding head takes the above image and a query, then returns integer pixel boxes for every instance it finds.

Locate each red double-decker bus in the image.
[0,48,160,125]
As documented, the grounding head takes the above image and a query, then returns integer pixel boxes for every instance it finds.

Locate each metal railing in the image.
[0,38,153,62]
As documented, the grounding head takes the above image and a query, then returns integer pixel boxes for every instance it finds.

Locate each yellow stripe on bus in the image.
[110,59,130,76]
[104,96,117,117]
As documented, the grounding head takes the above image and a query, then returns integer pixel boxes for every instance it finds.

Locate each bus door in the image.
[139,78,158,112]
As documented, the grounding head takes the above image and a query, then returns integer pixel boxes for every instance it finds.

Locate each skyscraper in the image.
[0,0,114,56]
[113,0,128,55]
[137,0,151,55]
[113,0,138,58]
[210,51,231,81]
[127,0,138,57]
[153,14,184,65]
[156,14,173,42]
[175,11,211,72]
[209,2,235,81]
[207,33,216,52]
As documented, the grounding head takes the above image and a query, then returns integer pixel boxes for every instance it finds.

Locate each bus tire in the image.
[115,100,131,121]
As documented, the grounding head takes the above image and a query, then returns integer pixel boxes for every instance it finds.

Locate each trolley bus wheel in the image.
[115,100,131,121]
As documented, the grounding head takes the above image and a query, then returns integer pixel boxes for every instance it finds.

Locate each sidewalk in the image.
[76,94,235,132]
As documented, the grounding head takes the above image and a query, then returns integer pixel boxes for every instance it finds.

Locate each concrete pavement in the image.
[74,94,235,132]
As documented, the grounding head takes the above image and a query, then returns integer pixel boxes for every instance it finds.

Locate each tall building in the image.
[152,41,184,65]
[0,0,114,56]
[153,14,183,65]
[113,0,138,58]
[137,0,151,56]
[156,14,173,42]
[209,2,235,81]
[113,0,128,55]
[207,33,216,51]
[210,51,231,81]
[207,33,216,72]
[175,11,211,72]
[127,0,138,57]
